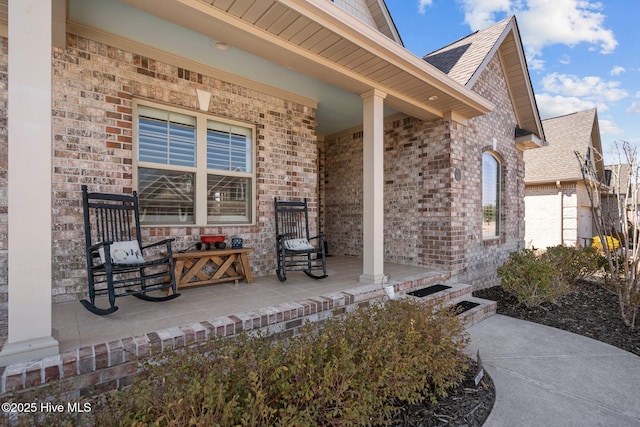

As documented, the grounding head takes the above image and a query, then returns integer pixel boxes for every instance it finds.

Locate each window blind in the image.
[138,106,196,167]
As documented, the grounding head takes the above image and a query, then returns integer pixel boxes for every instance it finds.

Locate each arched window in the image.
[482,152,501,239]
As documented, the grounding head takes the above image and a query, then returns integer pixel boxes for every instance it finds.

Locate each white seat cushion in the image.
[283,238,314,251]
[99,240,145,264]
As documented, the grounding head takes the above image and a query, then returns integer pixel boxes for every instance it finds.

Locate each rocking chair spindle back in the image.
[81,185,180,315]
[274,197,328,282]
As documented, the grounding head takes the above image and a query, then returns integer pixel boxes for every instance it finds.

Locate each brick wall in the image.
[324,54,525,289]
[323,118,455,265]
[0,293,357,399]
[456,55,525,289]
[323,131,364,256]
[0,29,530,343]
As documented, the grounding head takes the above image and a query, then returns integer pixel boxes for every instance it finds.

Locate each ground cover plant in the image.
[94,299,469,426]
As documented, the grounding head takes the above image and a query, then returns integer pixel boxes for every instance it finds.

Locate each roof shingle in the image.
[423,17,511,86]
[524,109,599,183]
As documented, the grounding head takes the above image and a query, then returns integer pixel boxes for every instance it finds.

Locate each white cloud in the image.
[527,56,545,70]
[611,66,626,76]
[418,0,433,14]
[541,73,628,103]
[458,0,617,68]
[598,119,624,135]
[627,93,640,114]
[627,102,640,114]
[535,93,599,118]
[559,55,571,65]
[458,0,512,30]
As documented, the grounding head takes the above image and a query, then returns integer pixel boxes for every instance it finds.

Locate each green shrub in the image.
[542,245,605,283]
[90,299,468,426]
[497,248,571,307]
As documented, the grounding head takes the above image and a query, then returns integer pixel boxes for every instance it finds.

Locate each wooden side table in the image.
[172,248,254,291]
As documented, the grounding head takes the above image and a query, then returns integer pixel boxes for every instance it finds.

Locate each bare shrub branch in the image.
[575,141,640,328]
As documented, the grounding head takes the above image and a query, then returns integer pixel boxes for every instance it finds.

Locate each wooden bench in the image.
[172,248,254,291]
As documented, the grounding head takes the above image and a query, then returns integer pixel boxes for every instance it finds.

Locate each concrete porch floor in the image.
[52,256,445,353]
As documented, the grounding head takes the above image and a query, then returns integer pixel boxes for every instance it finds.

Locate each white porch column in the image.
[0,0,59,365]
[359,89,387,284]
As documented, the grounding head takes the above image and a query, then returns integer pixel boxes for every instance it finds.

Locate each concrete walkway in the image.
[465,315,640,427]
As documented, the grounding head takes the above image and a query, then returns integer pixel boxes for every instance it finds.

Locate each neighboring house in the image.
[524,108,606,249]
[0,1,545,364]
[603,163,640,235]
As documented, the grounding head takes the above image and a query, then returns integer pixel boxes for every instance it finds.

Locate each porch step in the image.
[401,282,496,328]
[452,296,497,328]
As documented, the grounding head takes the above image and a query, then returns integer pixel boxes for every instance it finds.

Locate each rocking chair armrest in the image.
[308,235,325,242]
[141,238,176,250]
[89,241,112,253]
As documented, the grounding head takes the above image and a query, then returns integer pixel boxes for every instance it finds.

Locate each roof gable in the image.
[423,16,544,141]
[524,109,604,183]
[332,0,402,44]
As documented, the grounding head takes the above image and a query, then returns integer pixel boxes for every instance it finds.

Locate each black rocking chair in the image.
[274,197,328,282]
[81,185,180,315]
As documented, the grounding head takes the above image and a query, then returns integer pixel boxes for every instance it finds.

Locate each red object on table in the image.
[200,235,224,243]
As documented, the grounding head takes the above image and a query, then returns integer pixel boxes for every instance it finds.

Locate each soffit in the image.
[120,0,493,123]
[498,30,543,141]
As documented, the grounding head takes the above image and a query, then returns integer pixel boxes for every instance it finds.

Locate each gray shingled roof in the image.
[524,109,599,183]
[423,16,545,141]
[606,163,633,196]
[423,17,511,86]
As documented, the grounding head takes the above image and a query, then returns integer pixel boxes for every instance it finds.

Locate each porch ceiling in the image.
[120,0,494,128]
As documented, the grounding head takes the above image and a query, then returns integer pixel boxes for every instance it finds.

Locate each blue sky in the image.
[384,0,640,165]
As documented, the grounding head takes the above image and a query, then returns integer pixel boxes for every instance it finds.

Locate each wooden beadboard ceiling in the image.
[121,0,493,123]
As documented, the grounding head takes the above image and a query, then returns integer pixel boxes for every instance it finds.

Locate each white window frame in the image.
[133,99,256,226]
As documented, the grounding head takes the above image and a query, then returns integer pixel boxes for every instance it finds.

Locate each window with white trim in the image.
[134,101,255,225]
[482,152,501,239]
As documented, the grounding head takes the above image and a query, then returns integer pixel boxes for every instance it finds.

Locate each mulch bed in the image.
[388,359,495,427]
[391,279,640,426]
[474,280,640,357]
